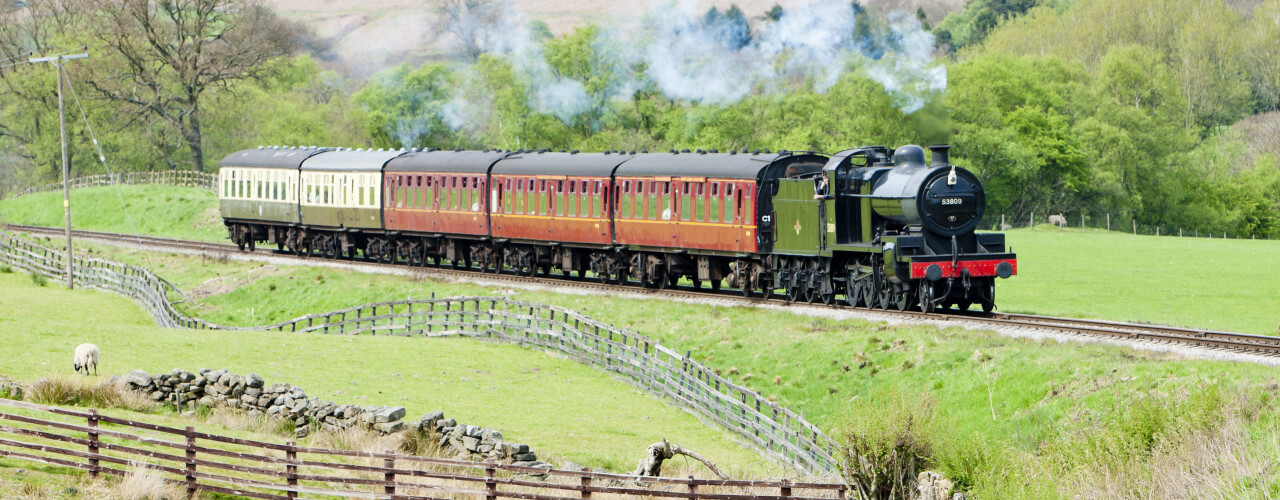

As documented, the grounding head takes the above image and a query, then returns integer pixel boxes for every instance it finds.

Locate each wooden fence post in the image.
[87,409,99,477]
[185,426,197,499]
[485,460,497,500]
[384,449,395,499]
[580,467,592,499]
[688,476,698,498]
[781,478,792,497]
[286,441,298,500]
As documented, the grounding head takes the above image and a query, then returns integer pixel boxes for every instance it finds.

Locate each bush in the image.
[836,390,940,500]
[30,272,47,287]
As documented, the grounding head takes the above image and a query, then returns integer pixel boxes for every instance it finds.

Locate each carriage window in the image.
[621,181,632,219]
[555,181,566,217]
[725,183,736,223]
[710,183,720,222]
[696,183,705,221]
[662,182,671,220]
[516,179,525,214]
[463,177,473,211]
[646,181,657,220]
[593,181,603,218]
[680,182,692,221]
[567,180,578,217]
[538,180,548,215]
[735,184,745,222]
[503,178,513,214]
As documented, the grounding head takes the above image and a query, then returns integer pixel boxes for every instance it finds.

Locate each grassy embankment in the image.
[0,270,764,472]
[0,185,225,243]
[39,238,1280,497]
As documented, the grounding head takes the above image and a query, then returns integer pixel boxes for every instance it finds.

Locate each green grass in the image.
[0,271,763,472]
[0,185,224,243]
[62,242,1280,497]
[999,225,1280,334]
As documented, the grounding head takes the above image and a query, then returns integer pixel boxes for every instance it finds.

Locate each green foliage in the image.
[978,0,1255,130]
[765,4,783,22]
[932,0,1055,52]
[351,62,459,149]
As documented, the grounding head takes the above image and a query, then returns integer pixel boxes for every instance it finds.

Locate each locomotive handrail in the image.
[0,230,844,475]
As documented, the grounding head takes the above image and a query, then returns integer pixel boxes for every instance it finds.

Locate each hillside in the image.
[267,0,965,75]
[0,270,760,471]
[9,229,1280,497]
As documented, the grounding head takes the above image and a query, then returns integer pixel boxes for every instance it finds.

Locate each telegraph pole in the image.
[30,51,88,289]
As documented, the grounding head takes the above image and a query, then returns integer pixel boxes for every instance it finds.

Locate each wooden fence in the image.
[0,398,847,499]
[9,171,218,198]
[0,231,843,474]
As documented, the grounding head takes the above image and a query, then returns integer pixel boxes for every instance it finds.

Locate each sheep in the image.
[1048,214,1068,228]
[73,343,99,376]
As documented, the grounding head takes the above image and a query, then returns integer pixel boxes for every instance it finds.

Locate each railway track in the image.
[10,223,1280,358]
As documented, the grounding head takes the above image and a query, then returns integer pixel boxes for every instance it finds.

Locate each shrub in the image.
[836,390,940,499]
[30,272,47,287]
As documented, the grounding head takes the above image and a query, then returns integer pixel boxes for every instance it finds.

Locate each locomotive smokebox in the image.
[869,144,985,237]
[929,144,950,167]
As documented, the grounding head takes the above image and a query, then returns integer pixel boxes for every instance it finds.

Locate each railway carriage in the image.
[489,151,627,277]
[295,148,401,258]
[610,151,828,291]
[379,149,509,267]
[219,146,327,251]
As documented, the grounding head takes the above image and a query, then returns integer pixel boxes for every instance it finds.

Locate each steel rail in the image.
[9,224,1278,357]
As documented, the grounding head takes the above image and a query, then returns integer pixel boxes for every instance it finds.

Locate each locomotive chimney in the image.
[930,144,951,167]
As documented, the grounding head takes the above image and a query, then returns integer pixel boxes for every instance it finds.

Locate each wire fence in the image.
[7,171,218,199]
[980,213,1276,241]
[0,398,848,499]
[0,230,844,475]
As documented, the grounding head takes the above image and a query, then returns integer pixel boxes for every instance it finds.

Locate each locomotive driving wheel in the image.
[892,284,910,311]
[917,282,935,313]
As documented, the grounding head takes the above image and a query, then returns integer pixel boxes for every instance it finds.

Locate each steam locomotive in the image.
[219,144,1015,312]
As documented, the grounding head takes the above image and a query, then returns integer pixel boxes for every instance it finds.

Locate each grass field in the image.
[998,226,1280,335]
[5,225,1280,494]
[48,241,1280,494]
[0,270,764,472]
[0,185,225,243]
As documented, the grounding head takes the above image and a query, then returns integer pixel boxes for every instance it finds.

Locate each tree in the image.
[0,0,92,180]
[428,0,510,61]
[765,4,783,21]
[87,0,296,172]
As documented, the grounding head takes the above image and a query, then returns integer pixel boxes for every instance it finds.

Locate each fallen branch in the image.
[633,438,729,480]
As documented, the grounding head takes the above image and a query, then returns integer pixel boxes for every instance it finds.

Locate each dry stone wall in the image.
[110,368,549,469]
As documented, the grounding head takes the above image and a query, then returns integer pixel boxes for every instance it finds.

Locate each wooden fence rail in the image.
[8,171,219,198]
[0,230,843,474]
[0,398,847,499]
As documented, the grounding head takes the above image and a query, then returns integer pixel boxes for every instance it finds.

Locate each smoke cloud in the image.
[439,0,947,130]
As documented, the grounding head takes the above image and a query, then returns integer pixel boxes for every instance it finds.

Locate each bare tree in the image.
[428,0,509,61]
[86,0,295,171]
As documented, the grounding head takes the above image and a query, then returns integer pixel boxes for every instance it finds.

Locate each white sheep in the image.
[74,343,99,376]
[1048,214,1068,228]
